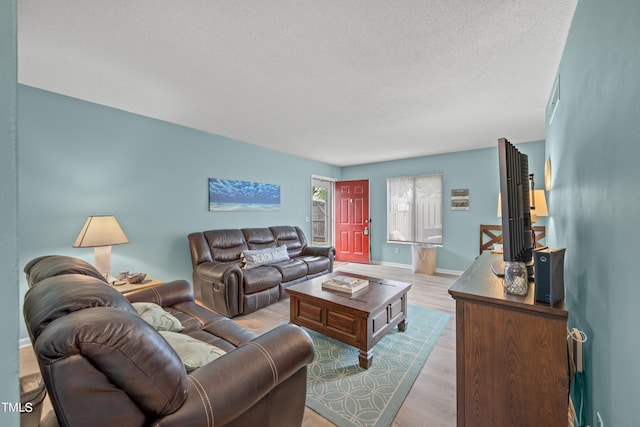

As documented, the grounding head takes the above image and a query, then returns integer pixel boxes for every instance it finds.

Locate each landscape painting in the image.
[209,178,281,211]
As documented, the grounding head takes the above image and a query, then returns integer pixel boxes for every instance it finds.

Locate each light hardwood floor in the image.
[233,263,458,427]
[20,263,458,427]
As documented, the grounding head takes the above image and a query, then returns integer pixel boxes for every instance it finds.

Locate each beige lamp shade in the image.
[73,216,129,279]
[529,189,548,217]
[73,215,129,248]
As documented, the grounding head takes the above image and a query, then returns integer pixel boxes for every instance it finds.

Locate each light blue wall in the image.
[545,0,640,425]
[0,0,20,425]
[18,85,341,339]
[18,84,548,338]
[341,141,546,271]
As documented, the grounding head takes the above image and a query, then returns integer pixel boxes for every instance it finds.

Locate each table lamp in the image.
[529,189,548,223]
[73,215,129,280]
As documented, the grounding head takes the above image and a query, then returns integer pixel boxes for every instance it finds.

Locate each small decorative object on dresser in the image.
[126,272,147,284]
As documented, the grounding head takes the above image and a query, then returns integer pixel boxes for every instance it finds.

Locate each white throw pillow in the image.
[242,245,289,269]
[132,302,184,332]
[159,331,227,372]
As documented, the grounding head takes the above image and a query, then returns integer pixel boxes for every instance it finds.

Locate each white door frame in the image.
[311,175,337,247]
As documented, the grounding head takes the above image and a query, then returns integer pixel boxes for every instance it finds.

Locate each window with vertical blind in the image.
[387,174,443,245]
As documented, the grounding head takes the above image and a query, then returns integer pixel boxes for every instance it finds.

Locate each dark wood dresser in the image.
[448,252,569,427]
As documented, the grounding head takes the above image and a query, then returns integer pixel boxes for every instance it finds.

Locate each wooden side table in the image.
[113,276,164,294]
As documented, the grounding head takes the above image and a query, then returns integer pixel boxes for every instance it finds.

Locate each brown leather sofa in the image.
[188,225,335,317]
[22,255,315,427]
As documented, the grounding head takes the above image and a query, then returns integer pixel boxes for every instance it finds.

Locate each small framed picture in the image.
[451,189,469,210]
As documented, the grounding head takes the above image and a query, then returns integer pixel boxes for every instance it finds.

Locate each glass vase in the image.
[504,261,528,295]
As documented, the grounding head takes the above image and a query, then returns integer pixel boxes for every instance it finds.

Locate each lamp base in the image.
[93,246,112,280]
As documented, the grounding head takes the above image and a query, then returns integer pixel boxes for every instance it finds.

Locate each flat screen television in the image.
[492,138,533,277]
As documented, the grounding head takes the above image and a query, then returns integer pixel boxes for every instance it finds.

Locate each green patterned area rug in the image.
[305,305,450,427]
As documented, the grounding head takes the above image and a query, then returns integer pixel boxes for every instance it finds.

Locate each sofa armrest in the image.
[193,262,244,317]
[195,261,243,284]
[302,245,336,259]
[125,279,194,307]
[155,324,315,427]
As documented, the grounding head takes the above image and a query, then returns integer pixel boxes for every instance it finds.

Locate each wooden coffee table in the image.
[285,272,411,369]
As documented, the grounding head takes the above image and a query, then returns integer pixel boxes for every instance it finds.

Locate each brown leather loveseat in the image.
[22,255,315,427]
[188,225,335,317]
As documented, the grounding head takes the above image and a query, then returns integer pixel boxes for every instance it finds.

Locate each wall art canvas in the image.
[209,178,281,211]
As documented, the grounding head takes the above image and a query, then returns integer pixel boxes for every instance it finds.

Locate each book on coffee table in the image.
[322,276,369,294]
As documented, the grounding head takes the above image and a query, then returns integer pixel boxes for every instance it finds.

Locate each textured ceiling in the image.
[18,0,577,166]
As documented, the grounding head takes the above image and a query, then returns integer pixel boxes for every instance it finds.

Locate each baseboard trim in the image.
[374,260,462,276]
[437,268,464,276]
[374,260,412,269]
[19,337,31,348]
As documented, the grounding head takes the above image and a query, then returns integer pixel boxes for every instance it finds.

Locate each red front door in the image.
[334,180,370,263]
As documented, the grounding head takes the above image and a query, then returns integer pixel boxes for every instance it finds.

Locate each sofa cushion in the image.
[243,266,282,294]
[270,258,309,282]
[159,331,227,372]
[242,227,277,250]
[242,246,289,269]
[204,229,248,262]
[133,302,184,332]
[300,255,331,275]
[270,226,307,258]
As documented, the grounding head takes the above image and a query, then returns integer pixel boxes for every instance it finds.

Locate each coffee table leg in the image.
[398,318,408,332]
[359,348,373,369]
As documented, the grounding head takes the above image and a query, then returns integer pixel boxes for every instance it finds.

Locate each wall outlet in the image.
[394,247,399,254]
